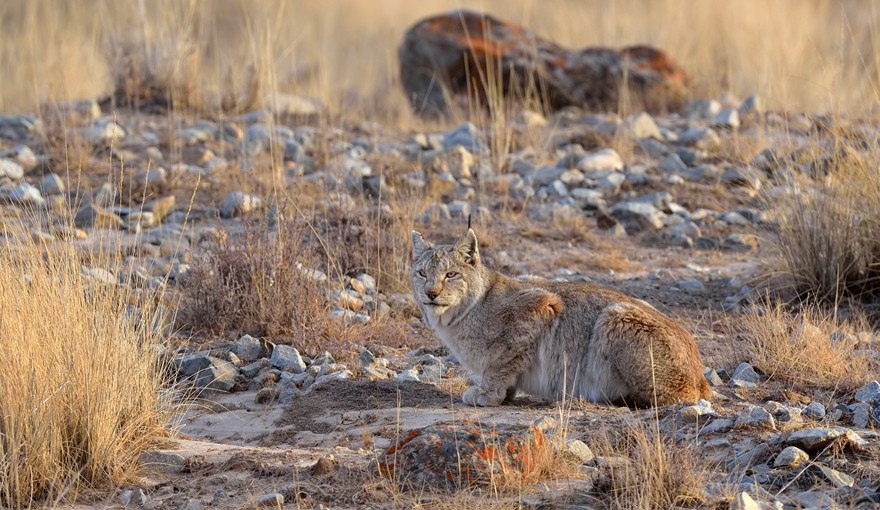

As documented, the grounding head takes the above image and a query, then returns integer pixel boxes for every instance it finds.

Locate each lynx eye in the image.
[416,270,426,278]
[446,271,459,279]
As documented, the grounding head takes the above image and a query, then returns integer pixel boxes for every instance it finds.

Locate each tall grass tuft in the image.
[0,229,174,506]
[772,148,880,308]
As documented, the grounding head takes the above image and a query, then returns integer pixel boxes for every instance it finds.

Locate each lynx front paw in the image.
[462,386,504,407]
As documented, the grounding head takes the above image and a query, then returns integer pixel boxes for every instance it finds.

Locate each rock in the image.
[74,203,123,228]
[814,464,854,488]
[139,450,186,473]
[701,418,734,435]
[786,427,865,453]
[255,493,284,507]
[269,345,306,373]
[562,439,595,464]
[803,402,826,421]
[119,489,148,507]
[442,121,488,154]
[622,112,663,140]
[377,420,551,489]
[134,168,167,189]
[232,335,264,362]
[722,234,758,252]
[38,173,65,195]
[679,127,720,151]
[308,370,353,392]
[712,108,740,130]
[399,10,688,117]
[0,159,24,180]
[660,152,688,173]
[773,446,808,468]
[595,172,626,193]
[175,499,202,510]
[729,442,771,469]
[730,362,761,388]
[191,356,237,392]
[0,114,42,141]
[423,146,474,178]
[394,367,421,383]
[221,191,261,218]
[577,148,623,172]
[740,95,765,115]
[677,277,706,293]
[678,400,715,424]
[730,491,761,510]
[2,183,44,206]
[854,380,880,404]
[0,144,37,169]
[609,201,665,231]
[356,273,378,293]
[84,119,125,144]
[721,166,761,190]
[278,387,300,404]
[735,405,776,429]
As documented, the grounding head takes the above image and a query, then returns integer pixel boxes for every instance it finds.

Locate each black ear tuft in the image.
[454,229,480,266]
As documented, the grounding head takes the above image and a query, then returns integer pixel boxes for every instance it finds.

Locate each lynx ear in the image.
[454,229,480,266]
[411,231,432,259]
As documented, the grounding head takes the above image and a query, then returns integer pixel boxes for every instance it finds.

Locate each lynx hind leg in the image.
[593,302,707,407]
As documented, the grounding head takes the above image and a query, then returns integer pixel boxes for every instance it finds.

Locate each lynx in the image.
[410,229,711,407]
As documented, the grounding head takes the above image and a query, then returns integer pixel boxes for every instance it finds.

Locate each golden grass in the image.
[589,421,711,509]
[771,145,880,308]
[726,302,877,396]
[3,1,880,119]
[0,227,175,506]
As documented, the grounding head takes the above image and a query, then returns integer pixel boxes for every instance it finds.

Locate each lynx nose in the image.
[425,289,439,300]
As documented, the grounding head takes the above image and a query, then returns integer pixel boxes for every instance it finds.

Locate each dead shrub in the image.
[175,218,413,355]
[724,302,877,395]
[590,422,710,509]
[772,149,880,310]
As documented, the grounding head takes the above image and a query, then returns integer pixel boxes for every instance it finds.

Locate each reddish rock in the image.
[377,420,552,490]
[399,10,689,117]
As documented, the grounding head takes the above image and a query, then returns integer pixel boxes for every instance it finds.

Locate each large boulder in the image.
[399,10,689,117]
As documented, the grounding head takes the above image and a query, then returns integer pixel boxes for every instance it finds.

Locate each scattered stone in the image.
[221,191,262,218]
[712,108,740,130]
[730,362,761,388]
[577,148,623,172]
[74,203,123,228]
[232,334,264,362]
[269,345,306,373]
[676,277,705,293]
[562,439,595,464]
[803,402,826,421]
[730,491,761,510]
[119,489,148,507]
[786,427,865,453]
[735,405,776,429]
[140,450,186,473]
[609,201,665,231]
[814,464,854,488]
[854,380,880,404]
[0,159,24,180]
[255,493,284,507]
[774,446,809,468]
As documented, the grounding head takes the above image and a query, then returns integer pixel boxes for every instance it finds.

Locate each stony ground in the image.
[1,94,880,509]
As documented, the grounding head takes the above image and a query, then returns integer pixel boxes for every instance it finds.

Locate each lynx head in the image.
[410,229,486,321]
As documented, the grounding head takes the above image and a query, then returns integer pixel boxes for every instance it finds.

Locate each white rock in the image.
[577,148,624,172]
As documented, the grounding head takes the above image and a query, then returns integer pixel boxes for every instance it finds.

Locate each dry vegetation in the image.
[3,1,880,119]
[589,420,713,509]
[0,228,174,507]
[725,303,878,396]
[3,0,880,507]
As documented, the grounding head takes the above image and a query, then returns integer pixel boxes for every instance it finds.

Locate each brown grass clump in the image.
[725,303,877,395]
[175,217,413,355]
[771,148,880,310]
[590,422,710,509]
[0,230,174,506]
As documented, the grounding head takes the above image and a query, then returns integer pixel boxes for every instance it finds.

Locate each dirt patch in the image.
[276,379,457,430]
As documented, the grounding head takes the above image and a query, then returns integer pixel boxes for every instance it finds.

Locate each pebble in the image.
[773,446,808,468]
[735,405,776,429]
[729,362,761,388]
[854,380,880,404]
[269,345,307,373]
[221,191,262,218]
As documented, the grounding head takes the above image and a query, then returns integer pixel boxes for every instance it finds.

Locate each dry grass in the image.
[771,146,880,309]
[175,217,414,356]
[4,1,880,119]
[725,302,877,396]
[0,227,175,506]
[589,421,711,509]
